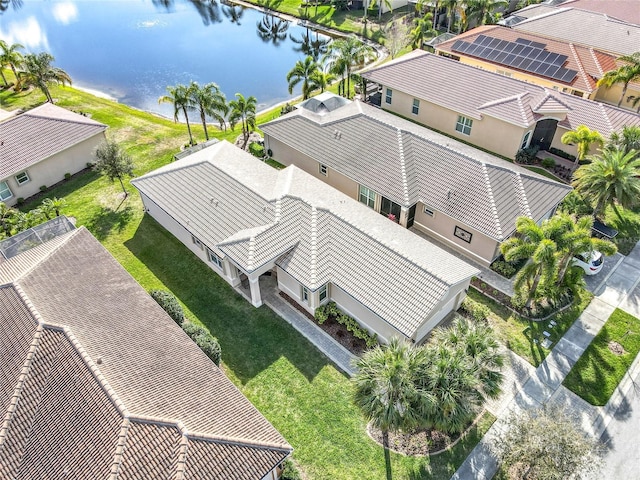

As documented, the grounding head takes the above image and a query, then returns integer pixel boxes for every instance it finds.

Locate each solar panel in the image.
[520,58,533,70]
[488,38,501,48]
[503,43,516,53]
[512,44,525,55]
[559,69,578,83]
[497,40,509,50]
[544,65,560,77]
[551,67,569,81]
[554,54,568,66]
[534,62,550,74]
[487,49,501,61]
[452,40,464,51]
[545,53,558,65]
[515,38,531,45]
[474,34,488,45]
[531,41,547,49]
[504,54,517,66]
[477,35,492,46]
[537,51,550,63]
[495,51,508,63]
[530,60,542,71]
[467,45,479,55]
[520,46,533,58]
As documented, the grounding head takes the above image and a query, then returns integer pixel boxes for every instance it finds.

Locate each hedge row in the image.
[315,301,378,348]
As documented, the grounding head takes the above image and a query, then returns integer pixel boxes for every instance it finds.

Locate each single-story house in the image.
[0,103,107,206]
[132,140,479,344]
[261,92,572,267]
[0,222,292,479]
[501,0,640,27]
[362,50,640,159]
[434,25,640,109]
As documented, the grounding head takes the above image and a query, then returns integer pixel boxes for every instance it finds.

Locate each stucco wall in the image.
[413,283,469,343]
[414,203,500,266]
[594,83,640,112]
[381,88,528,158]
[1,132,106,206]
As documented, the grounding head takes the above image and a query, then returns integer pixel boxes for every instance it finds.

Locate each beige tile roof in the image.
[0,227,291,479]
[261,94,571,241]
[362,50,640,136]
[436,25,618,94]
[510,1,640,24]
[512,7,640,55]
[0,103,107,179]
[133,141,479,339]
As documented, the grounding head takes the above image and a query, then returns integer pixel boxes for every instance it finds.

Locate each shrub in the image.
[461,297,491,321]
[39,185,47,192]
[280,103,296,116]
[149,289,185,326]
[64,172,71,180]
[86,162,94,168]
[280,459,301,480]
[326,301,340,317]
[248,142,265,158]
[515,146,540,165]
[182,322,222,366]
[314,305,329,324]
[16,198,24,205]
[541,157,555,168]
[491,260,516,278]
[549,147,576,161]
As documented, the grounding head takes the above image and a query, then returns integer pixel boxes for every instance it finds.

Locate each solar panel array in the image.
[451,34,578,84]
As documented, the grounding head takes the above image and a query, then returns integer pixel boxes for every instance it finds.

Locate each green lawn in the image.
[468,288,592,367]
[1,82,495,478]
[563,308,640,406]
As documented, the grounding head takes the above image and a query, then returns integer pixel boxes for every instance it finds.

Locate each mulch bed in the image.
[279,291,367,356]
[471,277,513,305]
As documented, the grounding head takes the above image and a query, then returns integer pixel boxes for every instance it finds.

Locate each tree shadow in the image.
[84,204,134,241]
[124,215,330,384]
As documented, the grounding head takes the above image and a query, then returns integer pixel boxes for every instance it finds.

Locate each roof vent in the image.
[96,356,103,365]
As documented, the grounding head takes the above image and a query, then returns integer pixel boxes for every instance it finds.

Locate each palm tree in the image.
[287,56,321,99]
[597,52,640,108]
[312,68,335,93]
[324,36,375,99]
[19,52,72,103]
[366,0,392,20]
[0,40,24,86]
[573,147,640,219]
[188,81,228,140]
[441,0,459,32]
[229,93,257,149]
[159,84,195,146]
[606,125,640,156]
[560,125,604,166]
[410,13,435,49]
[501,217,558,307]
[464,0,507,28]
[256,14,289,46]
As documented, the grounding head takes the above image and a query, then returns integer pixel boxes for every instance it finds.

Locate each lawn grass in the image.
[468,288,593,367]
[563,308,640,406]
[601,204,640,256]
[1,82,495,478]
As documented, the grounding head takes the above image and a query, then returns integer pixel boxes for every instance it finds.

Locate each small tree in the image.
[94,141,135,197]
[492,406,602,480]
[560,125,604,166]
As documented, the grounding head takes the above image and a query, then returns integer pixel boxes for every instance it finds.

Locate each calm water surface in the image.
[0,0,331,116]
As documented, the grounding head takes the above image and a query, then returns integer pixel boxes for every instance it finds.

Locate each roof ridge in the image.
[568,43,593,92]
[23,111,107,129]
[513,172,532,219]
[589,47,605,77]
[309,206,318,287]
[396,129,410,205]
[599,102,614,134]
[480,163,503,240]
[478,92,526,109]
[108,417,131,479]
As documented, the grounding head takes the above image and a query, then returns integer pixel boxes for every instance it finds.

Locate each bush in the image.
[549,147,576,161]
[541,157,556,168]
[149,289,185,326]
[64,172,71,180]
[86,162,94,168]
[248,142,265,158]
[515,146,540,165]
[16,198,24,205]
[182,322,222,366]
[315,305,329,324]
[280,459,301,480]
[39,185,47,192]
[280,103,296,116]
[491,260,516,278]
[461,297,491,321]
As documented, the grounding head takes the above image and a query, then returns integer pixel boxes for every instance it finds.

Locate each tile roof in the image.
[260,94,572,241]
[133,141,479,339]
[362,50,640,136]
[0,226,291,479]
[0,103,107,179]
[436,25,618,94]
[512,7,640,55]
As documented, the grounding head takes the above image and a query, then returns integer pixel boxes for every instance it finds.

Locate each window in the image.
[455,115,473,136]
[0,181,12,201]
[319,284,328,302]
[521,131,532,149]
[15,171,30,185]
[206,248,223,269]
[385,88,392,104]
[454,226,473,243]
[301,286,309,303]
[412,98,420,115]
[358,185,376,209]
[423,206,434,217]
[191,235,203,250]
[495,69,513,78]
[319,164,328,176]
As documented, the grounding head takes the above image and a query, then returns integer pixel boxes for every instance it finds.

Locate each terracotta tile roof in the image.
[512,7,640,55]
[0,226,291,479]
[0,103,106,179]
[436,25,618,94]
[133,141,479,339]
[362,50,640,136]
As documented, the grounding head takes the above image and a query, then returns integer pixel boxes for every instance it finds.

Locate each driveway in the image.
[583,252,624,294]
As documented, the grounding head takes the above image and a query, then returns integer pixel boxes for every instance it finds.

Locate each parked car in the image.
[573,250,604,275]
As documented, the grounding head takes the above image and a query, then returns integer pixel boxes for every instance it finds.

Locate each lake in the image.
[0,0,333,117]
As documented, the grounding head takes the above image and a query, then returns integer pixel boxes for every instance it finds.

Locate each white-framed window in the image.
[521,131,532,149]
[301,286,309,303]
[412,98,420,115]
[0,181,13,201]
[319,164,328,176]
[358,185,376,209]
[319,284,328,302]
[455,115,473,136]
[495,69,513,78]
[385,88,392,104]
[15,171,30,185]
[206,248,224,270]
[423,206,435,217]
[191,235,203,250]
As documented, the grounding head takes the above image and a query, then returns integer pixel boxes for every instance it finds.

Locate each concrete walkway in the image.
[451,240,640,480]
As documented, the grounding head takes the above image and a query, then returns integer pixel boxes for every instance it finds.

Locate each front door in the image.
[530,119,558,151]
[406,204,417,228]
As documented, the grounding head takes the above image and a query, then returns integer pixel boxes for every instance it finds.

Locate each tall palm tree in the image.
[287,56,321,99]
[573,147,640,219]
[410,12,435,49]
[256,14,289,46]
[464,0,507,29]
[19,52,72,103]
[597,52,640,108]
[159,84,195,146]
[366,0,392,20]
[501,217,559,307]
[0,40,24,86]
[188,81,228,140]
[229,93,257,149]
[324,36,375,99]
[560,125,604,166]
[606,125,640,156]
[441,0,459,32]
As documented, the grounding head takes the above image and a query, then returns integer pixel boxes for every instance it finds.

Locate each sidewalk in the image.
[451,240,640,480]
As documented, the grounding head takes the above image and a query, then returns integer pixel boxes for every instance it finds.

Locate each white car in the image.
[573,251,604,275]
